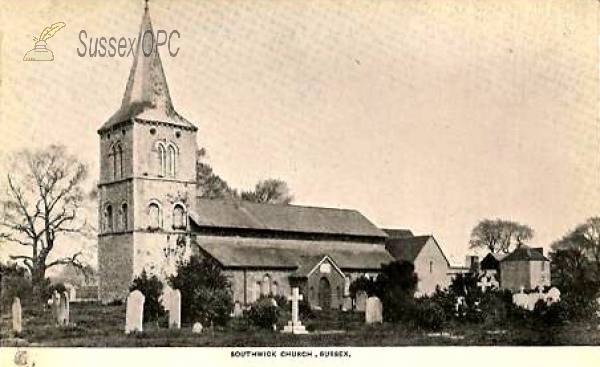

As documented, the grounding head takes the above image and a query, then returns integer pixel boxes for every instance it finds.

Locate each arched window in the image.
[172,204,186,230]
[344,276,351,297]
[104,205,113,232]
[155,142,166,177]
[167,144,177,178]
[110,145,117,180]
[120,203,128,230]
[148,202,161,229]
[261,274,270,296]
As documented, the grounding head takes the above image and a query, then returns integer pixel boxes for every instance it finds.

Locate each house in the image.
[384,233,451,296]
[499,246,550,291]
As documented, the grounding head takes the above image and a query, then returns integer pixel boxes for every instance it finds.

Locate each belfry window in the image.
[167,144,177,178]
[155,142,166,177]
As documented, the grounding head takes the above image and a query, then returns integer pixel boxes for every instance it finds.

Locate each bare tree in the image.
[469,219,534,253]
[241,179,294,204]
[0,145,91,299]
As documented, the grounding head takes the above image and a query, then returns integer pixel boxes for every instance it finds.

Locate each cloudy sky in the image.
[1,0,599,265]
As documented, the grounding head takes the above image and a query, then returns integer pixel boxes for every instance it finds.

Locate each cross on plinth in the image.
[282,287,308,334]
[476,275,497,293]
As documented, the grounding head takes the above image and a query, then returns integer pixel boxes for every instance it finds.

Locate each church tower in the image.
[97,3,198,302]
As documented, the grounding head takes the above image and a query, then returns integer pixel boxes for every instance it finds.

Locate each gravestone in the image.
[192,322,203,334]
[233,302,243,317]
[58,292,69,326]
[65,283,77,302]
[160,285,175,312]
[546,287,561,304]
[341,297,352,311]
[169,289,181,329]
[365,296,383,324]
[526,289,544,311]
[125,290,145,334]
[282,287,308,334]
[12,297,22,333]
[355,290,368,312]
[512,287,528,309]
[52,291,61,322]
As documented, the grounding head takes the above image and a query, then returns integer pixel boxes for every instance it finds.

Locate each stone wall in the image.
[413,238,450,296]
[98,233,134,302]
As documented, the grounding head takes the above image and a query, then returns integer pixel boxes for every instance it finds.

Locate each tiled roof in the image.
[502,246,549,262]
[190,199,387,238]
[385,235,451,266]
[382,228,414,238]
[195,237,394,270]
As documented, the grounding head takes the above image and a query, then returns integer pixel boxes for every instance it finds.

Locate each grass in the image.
[1,302,600,347]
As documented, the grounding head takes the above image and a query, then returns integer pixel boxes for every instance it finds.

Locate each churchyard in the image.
[2,282,600,347]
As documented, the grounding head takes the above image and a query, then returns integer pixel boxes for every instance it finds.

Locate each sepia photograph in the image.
[1,0,600,362]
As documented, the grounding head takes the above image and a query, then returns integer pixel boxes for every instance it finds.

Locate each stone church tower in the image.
[97,4,198,302]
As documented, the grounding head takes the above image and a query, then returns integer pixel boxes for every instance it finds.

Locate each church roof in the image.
[382,228,414,238]
[190,199,388,238]
[502,246,549,262]
[195,238,394,270]
[98,5,196,133]
[385,235,451,266]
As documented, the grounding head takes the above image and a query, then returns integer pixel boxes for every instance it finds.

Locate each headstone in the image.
[546,287,561,304]
[58,292,69,326]
[169,289,181,329]
[125,290,145,334]
[52,291,61,322]
[233,302,243,317]
[341,297,352,311]
[270,298,278,307]
[282,287,308,334]
[355,290,367,312]
[12,298,22,333]
[65,283,77,302]
[192,322,203,334]
[160,285,175,311]
[512,287,528,309]
[365,297,383,324]
[527,289,544,311]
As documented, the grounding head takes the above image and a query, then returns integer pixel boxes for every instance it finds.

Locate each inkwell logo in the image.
[23,22,66,61]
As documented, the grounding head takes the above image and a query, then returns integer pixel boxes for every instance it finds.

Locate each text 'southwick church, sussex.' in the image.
[97,5,550,309]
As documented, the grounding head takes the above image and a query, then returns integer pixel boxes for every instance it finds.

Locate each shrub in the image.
[372,261,418,322]
[130,270,166,323]
[169,255,234,327]
[414,298,446,331]
[248,297,280,329]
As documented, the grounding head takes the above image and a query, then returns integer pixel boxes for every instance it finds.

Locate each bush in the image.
[169,255,234,327]
[248,297,280,329]
[130,270,166,323]
[414,298,446,331]
[372,261,418,322]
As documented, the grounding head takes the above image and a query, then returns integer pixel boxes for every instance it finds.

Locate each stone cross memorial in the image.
[125,290,145,334]
[512,287,528,309]
[12,297,22,333]
[282,287,308,334]
[169,289,181,329]
[365,296,383,324]
[546,287,561,304]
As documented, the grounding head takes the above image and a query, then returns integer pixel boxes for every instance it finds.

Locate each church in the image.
[97,4,452,308]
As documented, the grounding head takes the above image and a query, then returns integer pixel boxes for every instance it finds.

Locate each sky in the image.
[0,0,599,266]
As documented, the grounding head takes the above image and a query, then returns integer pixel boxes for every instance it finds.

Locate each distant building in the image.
[499,246,550,291]
[384,234,451,296]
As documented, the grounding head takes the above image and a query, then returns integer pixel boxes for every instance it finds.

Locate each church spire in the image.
[99,1,196,133]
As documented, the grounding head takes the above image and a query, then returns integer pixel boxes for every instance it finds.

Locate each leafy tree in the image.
[196,148,238,199]
[469,219,534,254]
[241,179,293,204]
[349,276,377,298]
[169,254,233,327]
[130,270,166,323]
[372,261,418,322]
[553,217,600,277]
[0,145,92,300]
